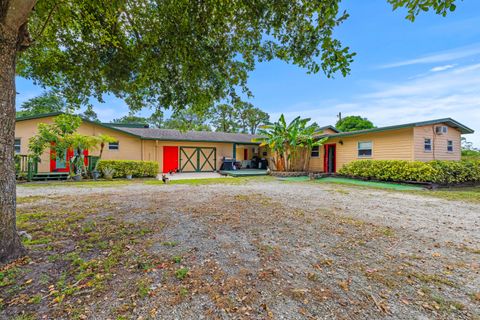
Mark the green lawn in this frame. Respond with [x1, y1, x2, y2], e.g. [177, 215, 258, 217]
[145, 176, 276, 186]
[411, 186, 480, 203]
[17, 175, 480, 203]
[19, 179, 141, 188]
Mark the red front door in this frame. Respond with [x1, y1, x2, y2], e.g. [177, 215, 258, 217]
[243, 148, 248, 160]
[50, 148, 73, 172]
[50, 147, 89, 172]
[323, 144, 336, 173]
[163, 146, 179, 173]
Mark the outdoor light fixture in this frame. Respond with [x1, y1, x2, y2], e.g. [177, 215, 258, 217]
[339, 140, 344, 145]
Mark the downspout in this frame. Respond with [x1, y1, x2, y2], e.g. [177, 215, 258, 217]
[431, 125, 436, 160]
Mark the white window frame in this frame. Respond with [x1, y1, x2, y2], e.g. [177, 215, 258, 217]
[424, 138, 432, 153]
[311, 145, 320, 158]
[108, 141, 119, 150]
[447, 140, 453, 153]
[14, 138, 21, 154]
[357, 141, 373, 158]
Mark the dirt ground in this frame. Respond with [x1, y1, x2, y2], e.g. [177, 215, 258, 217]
[2, 179, 479, 319]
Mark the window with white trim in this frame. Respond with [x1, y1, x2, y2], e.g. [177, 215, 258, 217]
[447, 140, 453, 152]
[358, 141, 372, 157]
[14, 138, 21, 154]
[311, 145, 319, 157]
[424, 138, 432, 152]
[108, 142, 119, 150]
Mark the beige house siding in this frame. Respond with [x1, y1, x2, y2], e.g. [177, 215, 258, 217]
[142, 140, 237, 172]
[15, 116, 142, 172]
[309, 128, 414, 172]
[15, 115, 262, 173]
[413, 124, 461, 161]
[321, 128, 337, 135]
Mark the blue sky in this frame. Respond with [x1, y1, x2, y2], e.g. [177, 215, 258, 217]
[16, 0, 480, 146]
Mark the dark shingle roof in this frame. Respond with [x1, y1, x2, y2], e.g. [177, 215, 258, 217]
[318, 125, 340, 133]
[317, 118, 474, 138]
[114, 127, 260, 144]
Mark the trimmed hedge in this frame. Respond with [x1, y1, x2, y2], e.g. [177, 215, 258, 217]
[338, 160, 480, 184]
[96, 160, 158, 178]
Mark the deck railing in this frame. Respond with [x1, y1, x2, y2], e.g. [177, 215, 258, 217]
[15, 155, 39, 181]
[87, 155, 100, 172]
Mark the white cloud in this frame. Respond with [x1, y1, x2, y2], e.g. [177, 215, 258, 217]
[380, 43, 480, 69]
[429, 64, 456, 72]
[279, 62, 480, 147]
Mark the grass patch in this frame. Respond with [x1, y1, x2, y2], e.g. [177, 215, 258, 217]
[16, 196, 45, 204]
[408, 272, 457, 287]
[410, 186, 480, 203]
[161, 241, 178, 247]
[19, 179, 142, 188]
[175, 268, 189, 280]
[145, 176, 275, 186]
[172, 256, 182, 263]
[315, 177, 424, 191]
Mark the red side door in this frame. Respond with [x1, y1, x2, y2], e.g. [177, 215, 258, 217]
[323, 144, 336, 173]
[50, 147, 74, 172]
[163, 146, 179, 173]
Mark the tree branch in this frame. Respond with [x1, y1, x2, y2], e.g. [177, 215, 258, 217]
[33, 1, 59, 41]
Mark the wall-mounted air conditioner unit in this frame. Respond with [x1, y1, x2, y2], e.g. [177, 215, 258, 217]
[435, 126, 448, 135]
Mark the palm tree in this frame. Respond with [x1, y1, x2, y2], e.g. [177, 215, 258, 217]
[253, 115, 326, 172]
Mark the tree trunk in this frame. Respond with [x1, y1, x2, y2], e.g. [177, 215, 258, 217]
[0, 31, 26, 263]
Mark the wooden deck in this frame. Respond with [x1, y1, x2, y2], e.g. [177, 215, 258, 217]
[219, 169, 268, 177]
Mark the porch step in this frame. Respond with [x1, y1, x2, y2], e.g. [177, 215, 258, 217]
[32, 172, 69, 181]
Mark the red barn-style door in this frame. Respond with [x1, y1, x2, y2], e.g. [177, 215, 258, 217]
[163, 146, 179, 173]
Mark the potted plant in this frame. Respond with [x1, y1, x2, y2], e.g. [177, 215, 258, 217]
[125, 168, 134, 180]
[102, 167, 115, 180]
[92, 169, 101, 180]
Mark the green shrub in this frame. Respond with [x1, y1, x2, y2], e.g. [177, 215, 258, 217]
[96, 160, 158, 178]
[339, 160, 480, 184]
[462, 149, 480, 161]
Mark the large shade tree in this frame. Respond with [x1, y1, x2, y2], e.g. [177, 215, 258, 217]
[16, 90, 68, 117]
[0, 0, 459, 262]
[336, 115, 375, 132]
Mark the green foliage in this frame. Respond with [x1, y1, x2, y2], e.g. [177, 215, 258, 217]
[335, 116, 375, 132]
[112, 110, 164, 128]
[162, 107, 211, 131]
[19, 1, 360, 117]
[28, 115, 114, 176]
[16, 90, 69, 118]
[211, 104, 239, 133]
[211, 101, 270, 134]
[113, 115, 150, 126]
[254, 115, 326, 171]
[388, 0, 458, 22]
[339, 160, 480, 184]
[462, 149, 480, 161]
[96, 160, 158, 178]
[461, 137, 480, 160]
[81, 105, 99, 122]
[175, 268, 189, 280]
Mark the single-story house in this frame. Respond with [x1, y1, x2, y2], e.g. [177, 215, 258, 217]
[15, 113, 474, 174]
[309, 118, 474, 172]
[15, 112, 265, 173]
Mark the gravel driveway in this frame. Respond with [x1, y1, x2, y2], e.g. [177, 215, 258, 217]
[8, 179, 480, 319]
